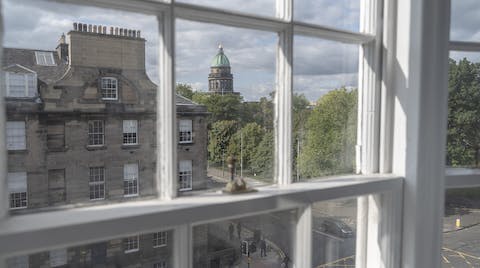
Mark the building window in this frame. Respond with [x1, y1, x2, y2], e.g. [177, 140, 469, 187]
[5, 72, 37, 98]
[88, 120, 104, 146]
[6, 121, 26, 150]
[101, 77, 118, 100]
[89, 167, 105, 200]
[153, 231, 167, 248]
[49, 249, 67, 267]
[153, 261, 167, 268]
[48, 169, 66, 205]
[179, 160, 192, 191]
[124, 163, 139, 197]
[123, 120, 138, 145]
[6, 255, 29, 268]
[179, 119, 193, 143]
[34, 51, 56, 66]
[124, 235, 139, 253]
[8, 172, 27, 210]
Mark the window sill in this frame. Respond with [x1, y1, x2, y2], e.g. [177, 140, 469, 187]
[7, 149, 28, 154]
[86, 145, 106, 151]
[179, 141, 193, 145]
[121, 144, 140, 149]
[124, 248, 139, 254]
[124, 194, 139, 198]
[153, 244, 167, 248]
[0, 174, 402, 256]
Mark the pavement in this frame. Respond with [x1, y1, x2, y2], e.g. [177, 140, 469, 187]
[442, 209, 480, 267]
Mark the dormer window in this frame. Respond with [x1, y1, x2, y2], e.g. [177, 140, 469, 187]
[101, 77, 118, 100]
[5, 67, 37, 98]
[34, 51, 56, 66]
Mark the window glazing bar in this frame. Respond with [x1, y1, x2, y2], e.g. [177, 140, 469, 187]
[449, 41, 480, 52]
[0, 175, 402, 258]
[294, 22, 375, 44]
[157, 9, 177, 200]
[445, 168, 480, 188]
[0, 0, 7, 220]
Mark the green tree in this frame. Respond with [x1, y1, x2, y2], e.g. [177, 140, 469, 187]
[192, 93, 243, 126]
[293, 93, 312, 179]
[208, 120, 239, 163]
[298, 88, 357, 178]
[250, 131, 274, 179]
[176, 83, 194, 99]
[447, 58, 480, 167]
[227, 122, 265, 170]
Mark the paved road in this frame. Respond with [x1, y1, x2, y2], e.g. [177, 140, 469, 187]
[443, 214, 480, 268]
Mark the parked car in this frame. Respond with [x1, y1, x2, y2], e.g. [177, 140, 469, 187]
[321, 218, 354, 238]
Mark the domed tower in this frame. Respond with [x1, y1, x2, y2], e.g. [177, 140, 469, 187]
[208, 44, 235, 94]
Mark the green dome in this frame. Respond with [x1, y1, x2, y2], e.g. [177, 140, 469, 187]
[211, 45, 230, 67]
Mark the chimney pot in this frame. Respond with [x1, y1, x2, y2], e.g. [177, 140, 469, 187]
[83, 24, 87, 32]
[132, 30, 136, 38]
[93, 25, 97, 33]
[78, 23, 82, 31]
[115, 27, 119, 35]
[88, 24, 92, 32]
[73, 22, 78, 31]
[110, 27, 113, 35]
[120, 28, 124, 36]
[137, 30, 141, 38]
[102, 26, 106, 34]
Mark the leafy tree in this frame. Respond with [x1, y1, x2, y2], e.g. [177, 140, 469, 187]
[192, 93, 243, 126]
[227, 122, 265, 170]
[298, 88, 357, 178]
[447, 58, 480, 167]
[208, 120, 238, 163]
[250, 131, 274, 179]
[293, 93, 312, 179]
[176, 83, 194, 99]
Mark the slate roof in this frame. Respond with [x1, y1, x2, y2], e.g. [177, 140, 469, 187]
[3, 47, 200, 106]
[3, 47, 68, 84]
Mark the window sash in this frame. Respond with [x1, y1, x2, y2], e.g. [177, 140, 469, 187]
[179, 120, 192, 143]
[123, 164, 139, 196]
[101, 77, 118, 100]
[89, 167, 105, 200]
[34, 51, 56, 66]
[124, 235, 139, 253]
[88, 120, 104, 146]
[6, 121, 26, 150]
[123, 120, 138, 145]
[153, 231, 167, 248]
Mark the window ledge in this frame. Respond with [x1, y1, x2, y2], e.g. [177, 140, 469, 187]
[0, 174, 402, 257]
[121, 144, 140, 149]
[7, 149, 28, 154]
[85, 145, 106, 151]
[446, 167, 480, 188]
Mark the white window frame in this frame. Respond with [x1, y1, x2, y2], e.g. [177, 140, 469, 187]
[88, 120, 104, 146]
[89, 167, 105, 200]
[0, 1, 461, 268]
[178, 160, 192, 191]
[123, 120, 138, 145]
[123, 163, 139, 197]
[153, 231, 168, 248]
[34, 51, 56, 66]
[124, 235, 139, 253]
[5, 71, 37, 98]
[101, 77, 118, 100]
[7, 172, 28, 210]
[178, 119, 192, 144]
[6, 121, 26, 150]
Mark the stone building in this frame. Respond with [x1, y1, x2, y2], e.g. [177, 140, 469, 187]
[4, 22, 208, 214]
[208, 45, 238, 95]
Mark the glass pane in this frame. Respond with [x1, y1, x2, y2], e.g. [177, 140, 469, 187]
[294, 0, 360, 32]
[176, 0, 275, 18]
[293, 36, 359, 181]
[313, 198, 357, 267]
[3, 0, 159, 213]
[443, 188, 480, 267]
[450, 0, 480, 42]
[6, 230, 174, 267]
[447, 52, 480, 168]
[193, 209, 296, 267]
[176, 19, 276, 193]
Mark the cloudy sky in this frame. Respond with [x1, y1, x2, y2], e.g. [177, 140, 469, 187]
[3, 0, 478, 101]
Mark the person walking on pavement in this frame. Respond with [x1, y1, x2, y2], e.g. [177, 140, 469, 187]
[228, 222, 234, 240]
[281, 255, 290, 268]
[237, 221, 242, 239]
[259, 238, 267, 257]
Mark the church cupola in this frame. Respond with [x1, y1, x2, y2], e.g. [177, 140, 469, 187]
[208, 44, 235, 94]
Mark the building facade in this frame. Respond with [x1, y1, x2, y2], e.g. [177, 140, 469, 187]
[4, 22, 208, 214]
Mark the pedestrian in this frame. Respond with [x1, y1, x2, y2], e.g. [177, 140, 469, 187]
[228, 222, 234, 240]
[237, 221, 242, 239]
[281, 255, 290, 268]
[259, 238, 267, 257]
